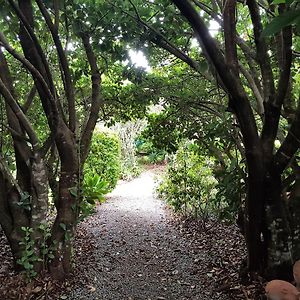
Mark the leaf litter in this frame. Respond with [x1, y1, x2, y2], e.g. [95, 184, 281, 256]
[0, 169, 265, 299]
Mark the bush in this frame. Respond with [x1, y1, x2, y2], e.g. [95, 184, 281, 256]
[141, 112, 182, 153]
[158, 141, 220, 220]
[135, 138, 167, 164]
[84, 131, 121, 192]
[158, 140, 244, 223]
[80, 131, 121, 218]
[214, 159, 245, 221]
[80, 173, 109, 219]
[79, 132, 121, 221]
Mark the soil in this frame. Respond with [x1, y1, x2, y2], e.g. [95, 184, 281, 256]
[0, 168, 265, 299]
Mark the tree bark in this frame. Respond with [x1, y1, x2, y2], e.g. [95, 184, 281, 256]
[48, 121, 79, 279]
[171, 0, 299, 280]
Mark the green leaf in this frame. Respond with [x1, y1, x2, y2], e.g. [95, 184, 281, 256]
[59, 223, 67, 231]
[24, 262, 33, 270]
[48, 253, 55, 259]
[271, 0, 286, 4]
[69, 187, 78, 197]
[262, 10, 300, 37]
[41, 249, 48, 255]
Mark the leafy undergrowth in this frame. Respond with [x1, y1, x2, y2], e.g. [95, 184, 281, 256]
[0, 225, 96, 300]
[170, 216, 266, 299]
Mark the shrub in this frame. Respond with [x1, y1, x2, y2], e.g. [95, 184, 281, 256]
[80, 131, 121, 218]
[135, 138, 167, 164]
[158, 140, 245, 223]
[158, 141, 220, 220]
[80, 173, 109, 219]
[84, 131, 121, 192]
[214, 159, 245, 221]
[141, 112, 182, 153]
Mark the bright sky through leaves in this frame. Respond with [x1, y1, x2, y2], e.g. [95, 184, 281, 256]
[129, 49, 151, 71]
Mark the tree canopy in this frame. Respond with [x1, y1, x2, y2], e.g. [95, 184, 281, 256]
[0, 0, 300, 284]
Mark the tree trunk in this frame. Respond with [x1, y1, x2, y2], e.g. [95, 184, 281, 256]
[287, 174, 300, 262]
[48, 122, 79, 279]
[263, 170, 293, 280]
[244, 162, 294, 281]
[244, 156, 265, 274]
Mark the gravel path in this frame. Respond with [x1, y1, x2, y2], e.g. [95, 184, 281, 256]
[68, 170, 229, 300]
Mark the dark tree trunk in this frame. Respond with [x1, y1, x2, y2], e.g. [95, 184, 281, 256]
[263, 170, 293, 280]
[244, 158, 265, 274]
[171, 0, 298, 281]
[0, 0, 108, 280]
[244, 161, 294, 280]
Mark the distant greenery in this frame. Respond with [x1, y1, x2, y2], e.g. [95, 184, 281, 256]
[135, 138, 167, 164]
[139, 112, 183, 153]
[112, 121, 146, 180]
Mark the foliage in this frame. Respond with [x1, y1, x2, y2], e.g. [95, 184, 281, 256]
[140, 112, 183, 153]
[112, 120, 146, 180]
[214, 160, 246, 221]
[158, 139, 246, 222]
[135, 137, 167, 164]
[80, 131, 121, 218]
[158, 141, 219, 219]
[17, 227, 38, 279]
[80, 174, 109, 219]
[16, 224, 56, 279]
[145, 150, 167, 164]
[84, 131, 121, 192]
[262, 2, 300, 36]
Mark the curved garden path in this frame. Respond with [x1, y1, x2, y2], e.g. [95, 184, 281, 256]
[68, 170, 242, 300]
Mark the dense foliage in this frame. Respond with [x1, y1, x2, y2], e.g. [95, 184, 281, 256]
[80, 131, 121, 218]
[84, 131, 121, 192]
[158, 141, 218, 217]
[158, 140, 244, 222]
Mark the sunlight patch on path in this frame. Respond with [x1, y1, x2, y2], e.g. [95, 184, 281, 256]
[106, 171, 165, 217]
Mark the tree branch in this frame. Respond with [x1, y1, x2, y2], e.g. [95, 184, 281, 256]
[0, 31, 58, 132]
[0, 77, 39, 148]
[239, 63, 264, 115]
[79, 34, 103, 165]
[247, 0, 275, 103]
[53, 0, 60, 30]
[110, 2, 212, 81]
[35, 0, 77, 132]
[223, 0, 239, 77]
[275, 95, 300, 173]
[22, 85, 36, 113]
[171, 0, 262, 176]
[261, 14, 293, 159]
[8, 0, 56, 96]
